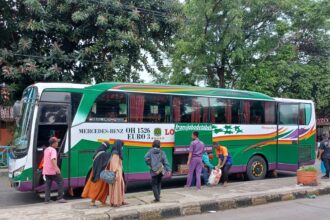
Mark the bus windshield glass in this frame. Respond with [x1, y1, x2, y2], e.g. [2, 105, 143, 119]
[13, 87, 37, 154]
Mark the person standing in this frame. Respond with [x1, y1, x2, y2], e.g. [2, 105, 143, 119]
[43, 137, 66, 204]
[144, 140, 171, 202]
[185, 131, 204, 190]
[108, 140, 126, 207]
[213, 142, 233, 186]
[192, 151, 215, 186]
[82, 142, 111, 206]
[318, 132, 330, 179]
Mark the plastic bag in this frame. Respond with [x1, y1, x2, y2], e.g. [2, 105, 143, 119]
[208, 169, 222, 186]
[321, 161, 326, 174]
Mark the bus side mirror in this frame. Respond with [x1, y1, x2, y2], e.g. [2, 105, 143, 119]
[13, 100, 21, 125]
[13, 100, 21, 118]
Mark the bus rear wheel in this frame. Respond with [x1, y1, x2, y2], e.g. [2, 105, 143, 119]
[246, 155, 267, 180]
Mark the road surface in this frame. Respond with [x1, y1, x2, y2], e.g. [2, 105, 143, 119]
[175, 194, 330, 220]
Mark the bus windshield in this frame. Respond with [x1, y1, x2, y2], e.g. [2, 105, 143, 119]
[12, 87, 37, 155]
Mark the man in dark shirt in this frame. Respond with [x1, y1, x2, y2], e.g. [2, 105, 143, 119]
[318, 132, 330, 179]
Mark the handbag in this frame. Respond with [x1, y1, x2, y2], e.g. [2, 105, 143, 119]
[100, 155, 116, 184]
[155, 164, 164, 175]
[100, 170, 116, 184]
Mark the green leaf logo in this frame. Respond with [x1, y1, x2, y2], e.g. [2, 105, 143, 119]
[154, 128, 162, 136]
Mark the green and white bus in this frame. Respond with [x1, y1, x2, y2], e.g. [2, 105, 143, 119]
[8, 82, 316, 192]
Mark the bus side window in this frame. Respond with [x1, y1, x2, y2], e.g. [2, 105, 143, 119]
[129, 94, 170, 123]
[242, 100, 268, 124]
[264, 102, 276, 124]
[299, 103, 312, 125]
[172, 96, 209, 123]
[210, 98, 226, 124]
[71, 93, 83, 122]
[210, 98, 240, 124]
[88, 92, 127, 122]
[279, 104, 299, 125]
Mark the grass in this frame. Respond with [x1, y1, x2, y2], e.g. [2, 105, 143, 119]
[297, 166, 318, 172]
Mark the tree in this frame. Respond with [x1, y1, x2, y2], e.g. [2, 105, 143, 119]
[0, 0, 182, 99]
[237, 0, 330, 116]
[170, 0, 330, 116]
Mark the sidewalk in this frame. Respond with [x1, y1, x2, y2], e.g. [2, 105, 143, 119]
[1, 175, 330, 220]
[0, 168, 7, 177]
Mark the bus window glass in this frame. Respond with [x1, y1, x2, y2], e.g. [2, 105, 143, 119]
[264, 102, 276, 124]
[172, 96, 209, 123]
[299, 103, 312, 125]
[242, 101, 270, 124]
[194, 97, 209, 123]
[129, 94, 170, 123]
[40, 92, 71, 103]
[210, 98, 226, 124]
[229, 100, 240, 124]
[88, 92, 127, 122]
[39, 104, 68, 123]
[13, 87, 37, 153]
[71, 93, 83, 121]
[279, 104, 298, 125]
[210, 98, 240, 124]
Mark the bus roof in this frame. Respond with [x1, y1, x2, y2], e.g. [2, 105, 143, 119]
[274, 98, 314, 104]
[31, 83, 89, 95]
[85, 82, 274, 100]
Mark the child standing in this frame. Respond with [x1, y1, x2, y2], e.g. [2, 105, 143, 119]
[144, 140, 171, 202]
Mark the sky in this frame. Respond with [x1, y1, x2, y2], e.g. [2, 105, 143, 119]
[140, 70, 152, 83]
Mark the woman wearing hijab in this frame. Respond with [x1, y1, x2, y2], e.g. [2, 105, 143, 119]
[82, 142, 111, 206]
[108, 140, 126, 207]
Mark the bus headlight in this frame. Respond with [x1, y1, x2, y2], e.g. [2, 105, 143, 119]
[13, 166, 25, 177]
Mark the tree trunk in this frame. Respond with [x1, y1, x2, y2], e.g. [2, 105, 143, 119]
[217, 66, 225, 88]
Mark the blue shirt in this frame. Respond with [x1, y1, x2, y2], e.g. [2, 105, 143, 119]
[202, 152, 214, 169]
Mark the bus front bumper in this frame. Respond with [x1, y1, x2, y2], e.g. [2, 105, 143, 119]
[9, 179, 32, 192]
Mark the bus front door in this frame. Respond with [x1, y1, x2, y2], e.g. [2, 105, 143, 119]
[33, 92, 72, 191]
[277, 103, 300, 172]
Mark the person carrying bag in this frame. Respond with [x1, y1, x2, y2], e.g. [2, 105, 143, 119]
[82, 142, 111, 207]
[144, 140, 171, 202]
[108, 140, 126, 207]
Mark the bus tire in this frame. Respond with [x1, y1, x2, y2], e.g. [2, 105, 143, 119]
[246, 155, 267, 181]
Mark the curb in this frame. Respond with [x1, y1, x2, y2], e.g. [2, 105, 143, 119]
[86, 185, 330, 220]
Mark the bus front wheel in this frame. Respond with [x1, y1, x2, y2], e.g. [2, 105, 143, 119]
[246, 155, 267, 180]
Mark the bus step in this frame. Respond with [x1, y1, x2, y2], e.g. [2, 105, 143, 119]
[38, 192, 58, 198]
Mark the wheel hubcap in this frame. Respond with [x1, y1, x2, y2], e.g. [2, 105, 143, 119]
[252, 161, 264, 177]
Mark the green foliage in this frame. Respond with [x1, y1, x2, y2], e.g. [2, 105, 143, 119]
[170, 0, 330, 117]
[0, 0, 182, 99]
[297, 166, 317, 172]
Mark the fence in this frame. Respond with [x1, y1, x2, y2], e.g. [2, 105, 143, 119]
[0, 106, 14, 121]
[0, 146, 9, 168]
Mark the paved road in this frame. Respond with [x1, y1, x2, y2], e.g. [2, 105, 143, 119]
[175, 194, 330, 220]
[0, 171, 295, 208]
[0, 173, 42, 207]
